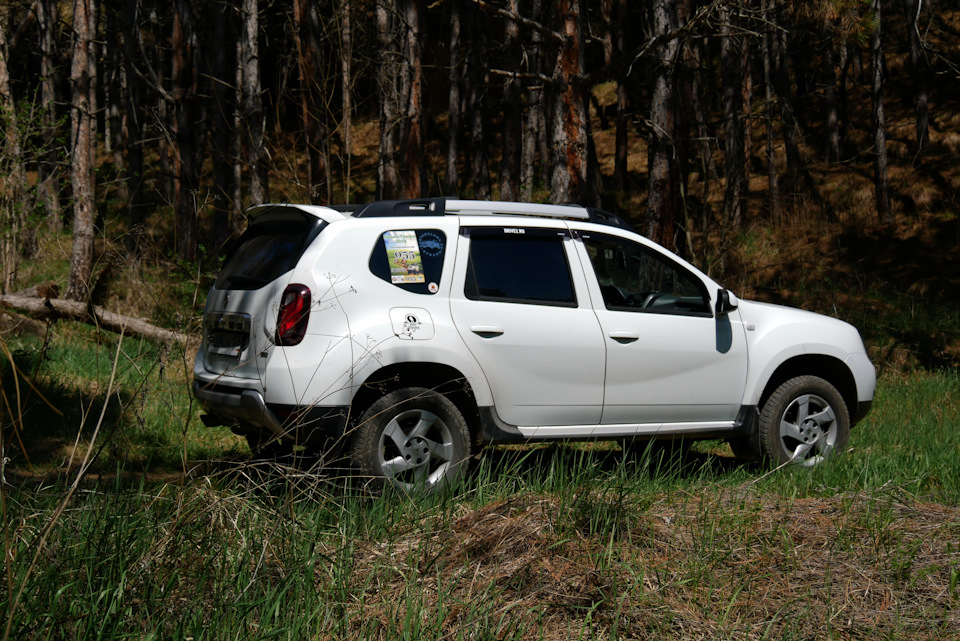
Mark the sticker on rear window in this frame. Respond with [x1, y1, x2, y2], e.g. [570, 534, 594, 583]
[384, 231, 426, 284]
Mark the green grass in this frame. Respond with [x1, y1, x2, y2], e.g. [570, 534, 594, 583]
[2, 322, 960, 639]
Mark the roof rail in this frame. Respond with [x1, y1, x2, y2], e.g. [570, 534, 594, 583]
[347, 197, 634, 229]
[351, 199, 446, 218]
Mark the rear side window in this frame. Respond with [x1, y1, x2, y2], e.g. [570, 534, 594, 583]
[215, 210, 326, 290]
[464, 228, 576, 306]
[369, 229, 447, 294]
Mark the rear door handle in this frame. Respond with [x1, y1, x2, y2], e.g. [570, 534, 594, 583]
[609, 331, 639, 344]
[471, 325, 504, 338]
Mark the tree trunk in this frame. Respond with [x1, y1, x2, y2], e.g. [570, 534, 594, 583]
[208, 0, 239, 253]
[762, 0, 780, 221]
[0, 7, 27, 293]
[340, 0, 353, 202]
[445, 0, 461, 196]
[400, 0, 424, 198]
[241, 0, 267, 205]
[67, 0, 97, 302]
[36, 0, 62, 232]
[903, 0, 929, 152]
[376, 0, 400, 198]
[870, 0, 892, 223]
[121, 0, 146, 257]
[465, 1, 490, 199]
[720, 2, 745, 231]
[151, 6, 172, 204]
[646, 0, 678, 248]
[294, 0, 329, 204]
[172, 0, 202, 262]
[770, 4, 801, 172]
[822, 30, 841, 162]
[498, 0, 521, 201]
[0, 295, 188, 345]
[613, 0, 629, 192]
[520, 0, 546, 202]
[549, 0, 587, 206]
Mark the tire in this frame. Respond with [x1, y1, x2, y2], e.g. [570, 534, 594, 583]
[759, 376, 850, 467]
[352, 387, 471, 493]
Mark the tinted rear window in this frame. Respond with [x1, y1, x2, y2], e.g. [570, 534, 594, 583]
[464, 229, 576, 306]
[215, 211, 326, 290]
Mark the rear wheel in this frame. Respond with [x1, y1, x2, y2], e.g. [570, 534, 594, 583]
[759, 376, 850, 466]
[352, 387, 471, 494]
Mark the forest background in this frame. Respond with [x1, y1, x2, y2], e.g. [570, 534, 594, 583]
[2, 3, 960, 639]
[0, 0, 959, 365]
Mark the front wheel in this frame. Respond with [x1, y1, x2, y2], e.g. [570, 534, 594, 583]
[759, 376, 850, 467]
[352, 387, 471, 494]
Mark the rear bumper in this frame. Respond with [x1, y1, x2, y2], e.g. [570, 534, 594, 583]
[192, 379, 350, 443]
[193, 379, 285, 436]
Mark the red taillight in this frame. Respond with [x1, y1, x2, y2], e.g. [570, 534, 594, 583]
[275, 284, 311, 346]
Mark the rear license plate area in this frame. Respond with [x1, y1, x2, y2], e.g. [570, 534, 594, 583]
[205, 312, 251, 357]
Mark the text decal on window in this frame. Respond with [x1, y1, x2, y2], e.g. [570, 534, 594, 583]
[384, 231, 426, 284]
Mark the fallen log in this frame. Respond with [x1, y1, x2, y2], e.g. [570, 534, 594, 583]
[0, 294, 189, 345]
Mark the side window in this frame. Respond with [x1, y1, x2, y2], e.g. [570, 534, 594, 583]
[464, 228, 576, 307]
[369, 229, 447, 294]
[582, 232, 711, 315]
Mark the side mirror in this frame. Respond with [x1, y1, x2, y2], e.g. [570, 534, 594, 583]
[715, 289, 738, 316]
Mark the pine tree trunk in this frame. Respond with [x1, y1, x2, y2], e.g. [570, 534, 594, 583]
[549, 0, 586, 206]
[903, 0, 929, 152]
[823, 30, 841, 162]
[400, 0, 424, 198]
[445, 0, 461, 196]
[241, 0, 266, 205]
[376, 0, 400, 198]
[770, 5, 801, 172]
[67, 0, 96, 302]
[340, 0, 353, 202]
[465, 1, 490, 199]
[208, 0, 238, 252]
[294, 0, 328, 204]
[498, 0, 521, 201]
[36, 0, 62, 232]
[613, 0, 628, 192]
[646, 0, 678, 248]
[173, 0, 201, 262]
[719, 3, 744, 232]
[520, 0, 545, 202]
[870, 0, 892, 223]
[122, 0, 146, 257]
[0, 8, 27, 292]
[762, 0, 780, 221]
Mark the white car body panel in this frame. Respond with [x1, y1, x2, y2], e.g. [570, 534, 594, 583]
[736, 300, 876, 406]
[194, 199, 875, 454]
[449, 221, 607, 426]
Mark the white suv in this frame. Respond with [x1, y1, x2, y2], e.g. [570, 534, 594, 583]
[194, 199, 875, 491]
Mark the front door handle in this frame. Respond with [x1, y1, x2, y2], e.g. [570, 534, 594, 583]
[471, 325, 504, 338]
[609, 331, 639, 344]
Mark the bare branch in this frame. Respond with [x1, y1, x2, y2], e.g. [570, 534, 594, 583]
[468, 0, 563, 43]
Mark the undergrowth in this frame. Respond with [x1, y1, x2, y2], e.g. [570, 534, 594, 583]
[1, 317, 959, 639]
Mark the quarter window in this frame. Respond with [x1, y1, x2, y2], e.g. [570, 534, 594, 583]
[369, 229, 447, 294]
[464, 228, 576, 306]
[582, 232, 710, 315]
